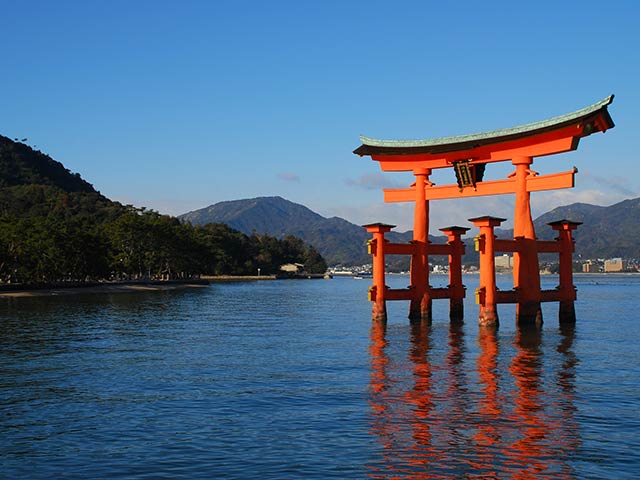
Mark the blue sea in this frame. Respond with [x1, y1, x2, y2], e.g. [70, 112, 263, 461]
[1, 274, 639, 478]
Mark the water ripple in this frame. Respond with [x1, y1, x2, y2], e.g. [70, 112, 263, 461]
[1, 275, 639, 478]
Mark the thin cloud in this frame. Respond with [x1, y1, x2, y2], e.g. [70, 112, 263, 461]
[530, 189, 633, 217]
[345, 173, 404, 190]
[326, 203, 415, 231]
[277, 172, 301, 182]
[580, 171, 636, 197]
[329, 194, 516, 233]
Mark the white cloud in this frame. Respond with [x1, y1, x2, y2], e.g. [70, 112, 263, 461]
[277, 172, 301, 182]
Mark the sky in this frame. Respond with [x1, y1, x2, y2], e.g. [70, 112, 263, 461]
[2, 0, 638, 232]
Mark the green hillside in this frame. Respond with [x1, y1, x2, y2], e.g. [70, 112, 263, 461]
[0, 135, 96, 192]
[0, 137, 327, 285]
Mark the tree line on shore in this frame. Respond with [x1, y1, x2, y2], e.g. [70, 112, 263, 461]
[0, 185, 327, 285]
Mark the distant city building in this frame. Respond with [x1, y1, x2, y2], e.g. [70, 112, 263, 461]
[604, 258, 625, 272]
[495, 254, 512, 270]
[582, 262, 600, 273]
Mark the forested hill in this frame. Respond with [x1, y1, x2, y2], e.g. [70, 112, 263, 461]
[532, 197, 640, 259]
[0, 135, 97, 193]
[181, 196, 327, 236]
[181, 196, 439, 266]
[491, 198, 640, 259]
[0, 137, 327, 285]
[182, 195, 640, 266]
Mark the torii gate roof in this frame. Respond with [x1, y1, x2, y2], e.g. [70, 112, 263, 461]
[354, 96, 614, 171]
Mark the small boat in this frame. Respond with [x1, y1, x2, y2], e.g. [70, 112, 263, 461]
[353, 273, 372, 280]
[332, 269, 354, 276]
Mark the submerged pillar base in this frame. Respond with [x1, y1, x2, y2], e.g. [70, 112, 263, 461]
[559, 300, 576, 323]
[479, 306, 499, 327]
[516, 302, 543, 326]
[372, 302, 387, 322]
[450, 300, 464, 322]
[409, 298, 432, 323]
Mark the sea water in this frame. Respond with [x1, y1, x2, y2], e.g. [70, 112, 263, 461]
[1, 274, 639, 478]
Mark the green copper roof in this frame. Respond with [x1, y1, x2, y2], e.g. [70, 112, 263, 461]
[354, 95, 614, 156]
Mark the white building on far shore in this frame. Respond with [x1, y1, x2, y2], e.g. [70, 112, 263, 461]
[604, 258, 625, 273]
[495, 254, 512, 270]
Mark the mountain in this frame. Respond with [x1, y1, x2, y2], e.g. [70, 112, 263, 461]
[492, 198, 640, 260]
[181, 196, 372, 265]
[181, 196, 323, 236]
[181, 196, 439, 267]
[181, 196, 640, 266]
[0, 135, 97, 193]
[532, 198, 640, 259]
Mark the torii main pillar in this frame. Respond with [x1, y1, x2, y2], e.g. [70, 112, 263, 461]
[409, 168, 431, 321]
[511, 155, 542, 325]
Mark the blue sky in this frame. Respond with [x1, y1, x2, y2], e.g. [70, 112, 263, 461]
[2, 0, 638, 232]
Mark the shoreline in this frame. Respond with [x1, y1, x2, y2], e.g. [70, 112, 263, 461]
[202, 275, 277, 282]
[4, 271, 634, 299]
[0, 279, 210, 298]
[0, 274, 326, 297]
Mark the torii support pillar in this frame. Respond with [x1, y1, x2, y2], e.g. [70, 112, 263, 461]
[439, 226, 470, 321]
[409, 168, 432, 322]
[470, 216, 505, 328]
[512, 156, 543, 325]
[549, 220, 581, 323]
[364, 223, 394, 322]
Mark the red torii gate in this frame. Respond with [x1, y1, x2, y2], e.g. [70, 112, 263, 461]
[354, 96, 615, 326]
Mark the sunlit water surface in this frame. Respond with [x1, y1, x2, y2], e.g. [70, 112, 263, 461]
[2, 274, 639, 478]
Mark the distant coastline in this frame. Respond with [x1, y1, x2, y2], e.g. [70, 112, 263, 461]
[0, 274, 333, 297]
[202, 275, 276, 282]
[0, 279, 210, 298]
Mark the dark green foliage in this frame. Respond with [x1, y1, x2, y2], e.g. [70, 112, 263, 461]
[250, 234, 327, 275]
[0, 135, 96, 192]
[0, 190, 326, 284]
[0, 138, 327, 285]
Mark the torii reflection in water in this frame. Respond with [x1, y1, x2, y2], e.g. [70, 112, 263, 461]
[367, 321, 579, 478]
